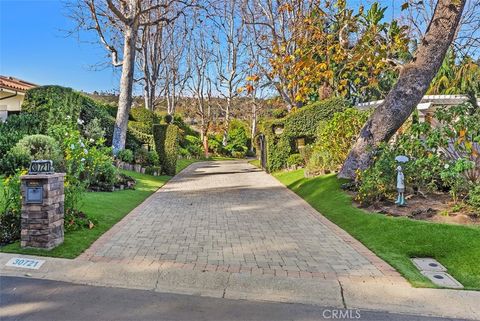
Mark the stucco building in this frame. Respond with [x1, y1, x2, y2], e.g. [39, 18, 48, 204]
[0, 75, 37, 122]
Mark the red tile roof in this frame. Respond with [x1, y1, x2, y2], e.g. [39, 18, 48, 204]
[0, 75, 37, 92]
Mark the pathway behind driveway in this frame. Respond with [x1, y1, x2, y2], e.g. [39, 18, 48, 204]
[80, 160, 400, 282]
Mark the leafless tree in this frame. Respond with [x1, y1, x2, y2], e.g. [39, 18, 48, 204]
[163, 20, 191, 115]
[137, 16, 165, 111]
[187, 17, 214, 156]
[243, 0, 316, 111]
[209, 0, 247, 146]
[403, 0, 480, 57]
[69, 0, 194, 153]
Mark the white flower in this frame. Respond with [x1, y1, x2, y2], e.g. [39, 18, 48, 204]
[80, 142, 85, 148]
[84, 149, 89, 155]
[70, 144, 75, 150]
[444, 164, 450, 169]
[89, 138, 95, 143]
[66, 115, 71, 120]
[77, 118, 84, 125]
[81, 158, 85, 162]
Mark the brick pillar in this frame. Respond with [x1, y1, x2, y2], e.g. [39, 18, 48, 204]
[20, 173, 65, 249]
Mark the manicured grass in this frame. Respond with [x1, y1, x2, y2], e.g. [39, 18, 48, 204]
[274, 170, 480, 290]
[1, 159, 199, 258]
[248, 159, 261, 168]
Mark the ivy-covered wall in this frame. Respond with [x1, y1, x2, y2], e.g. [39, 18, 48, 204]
[283, 98, 348, 140]
[153, 124, 179, 176]
[262, 98, 348, 172]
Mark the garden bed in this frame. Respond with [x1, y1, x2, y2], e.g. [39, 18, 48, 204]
[274, 169, 480, 290]
[354, 193, 480, 226]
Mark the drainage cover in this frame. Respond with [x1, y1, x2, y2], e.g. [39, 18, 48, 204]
[421, 271, 463, 289]
[411, 258, 447, 272]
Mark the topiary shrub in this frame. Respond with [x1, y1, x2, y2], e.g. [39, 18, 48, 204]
[153, 124, 179, 176]
[266, 135, 292, 172]
[164, 114, 173, 124]
[2, 134, 63, 175]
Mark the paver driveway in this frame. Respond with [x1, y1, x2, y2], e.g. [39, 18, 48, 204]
[81, 160, 401, 281]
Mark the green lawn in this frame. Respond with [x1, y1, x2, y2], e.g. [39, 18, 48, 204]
[1, 159, 199, 258]
[274, 170, 480, 290]
[248, 159, 261, 168]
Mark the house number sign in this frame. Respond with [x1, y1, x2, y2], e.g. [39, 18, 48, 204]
[6, 257, 45, 270]
[29, 160, 54, 174]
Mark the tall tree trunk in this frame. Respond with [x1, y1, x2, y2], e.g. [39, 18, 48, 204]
[339, 0, 466, 179]
[113, 24, 138, 154]
[250, 101, 257, 153]
[222, 98, 231, 146]
[200, 118, 209, 158]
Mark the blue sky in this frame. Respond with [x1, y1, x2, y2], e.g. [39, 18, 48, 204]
[0, 0, 121, 93]
[0, 0, 402, 93]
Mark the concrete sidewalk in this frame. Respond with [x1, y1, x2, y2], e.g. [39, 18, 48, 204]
[2, 251, 480, 319]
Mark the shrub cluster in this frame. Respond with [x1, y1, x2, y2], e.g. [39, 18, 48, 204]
[0, 113, 40, 172]
[1, 134, 63, 176]
[224, 120, 250, 158]
[153, 124, 179, 175]
[306, 108, 370, 176]
[356, 103, 480, 210]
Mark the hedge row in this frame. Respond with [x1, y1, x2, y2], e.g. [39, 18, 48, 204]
[20, 86, 153, 151]
[153, 124, 179, 176]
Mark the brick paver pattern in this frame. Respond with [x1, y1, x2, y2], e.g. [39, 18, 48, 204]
[81, 161, 402, 280]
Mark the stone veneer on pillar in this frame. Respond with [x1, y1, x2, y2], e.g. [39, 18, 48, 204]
[20, 173, 65, 249]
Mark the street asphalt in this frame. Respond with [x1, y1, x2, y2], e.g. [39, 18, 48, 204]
[0, 276, 468, 321]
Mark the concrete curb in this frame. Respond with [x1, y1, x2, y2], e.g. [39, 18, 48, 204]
[1, 253, 479, 320]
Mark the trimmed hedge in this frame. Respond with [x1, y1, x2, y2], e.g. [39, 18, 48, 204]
[21, 86, 147, 151]
[283, 98, 347, 139]
[262, 98, 348, 172]
[153, 124, 179, 176]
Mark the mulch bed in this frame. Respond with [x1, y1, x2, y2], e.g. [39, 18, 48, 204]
[353, 192, 480, 226]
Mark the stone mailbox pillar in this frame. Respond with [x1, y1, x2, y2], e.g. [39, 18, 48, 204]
[20, 173, 65, 249]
